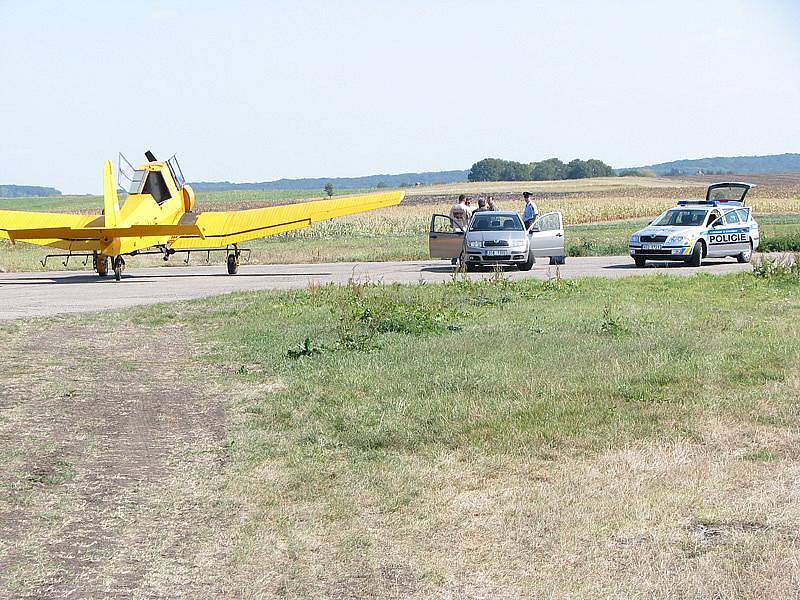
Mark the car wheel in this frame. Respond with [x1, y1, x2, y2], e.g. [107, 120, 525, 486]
[518, 251, 534, 271]
[737, 240, 753, 263]
[686, 242, 703, 267]
[634, 256, 646, 267]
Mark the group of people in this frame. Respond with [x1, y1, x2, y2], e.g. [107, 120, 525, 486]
[449, 192, 539, 231]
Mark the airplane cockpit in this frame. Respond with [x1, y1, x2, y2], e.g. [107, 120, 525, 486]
[118, 152, 185, 205]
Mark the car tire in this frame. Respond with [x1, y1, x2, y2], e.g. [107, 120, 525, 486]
[687, 242, 703, 267]
[518, 251, 534, 271]
[634, 256, 646, 267]
[737, 240, 753, 263]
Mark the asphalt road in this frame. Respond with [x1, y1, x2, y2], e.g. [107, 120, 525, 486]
[0, 255, 756, 321]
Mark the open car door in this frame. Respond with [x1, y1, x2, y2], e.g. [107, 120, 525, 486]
[429, 214, 464, 259]
[528, 211, 564, 257]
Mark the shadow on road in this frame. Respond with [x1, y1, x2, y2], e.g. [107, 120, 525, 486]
[602, 260, 735, 270]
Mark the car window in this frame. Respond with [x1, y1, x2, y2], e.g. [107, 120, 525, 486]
[432, 214, 461, 233]
[534, 213, 561, 232]
[736, 208, 750, 222]
[652, 209, 707, 227]
[724, 211, 741, 225]
[469, 215, 523, 232]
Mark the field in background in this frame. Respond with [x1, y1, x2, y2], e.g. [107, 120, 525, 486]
[2, 176, 800, 271]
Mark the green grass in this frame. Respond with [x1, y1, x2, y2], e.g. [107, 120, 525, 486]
[118, 270, 800, 595]
[130, 271, 800, 456]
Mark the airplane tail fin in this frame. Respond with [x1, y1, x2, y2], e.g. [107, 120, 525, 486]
[103, 160, 121, 227]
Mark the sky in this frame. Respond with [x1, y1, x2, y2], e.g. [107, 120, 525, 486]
[1, 0, 798, 194]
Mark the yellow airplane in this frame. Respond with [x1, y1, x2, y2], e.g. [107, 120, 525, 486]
[0, 152, 403, 280]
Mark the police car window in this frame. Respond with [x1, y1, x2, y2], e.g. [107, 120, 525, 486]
[651, 209, 706, 227]
[725, 211, 741, 224]
[736, 208, 750, 222]
[706, 212, 719, 226]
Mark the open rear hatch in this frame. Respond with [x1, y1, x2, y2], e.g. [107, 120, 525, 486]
[706, 182, 752, 205]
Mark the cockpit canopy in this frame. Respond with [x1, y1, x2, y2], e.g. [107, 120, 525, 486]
[117, 152, 185, 205]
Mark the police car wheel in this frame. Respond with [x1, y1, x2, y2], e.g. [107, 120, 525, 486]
[634, 256, 646, 267]
[687, 242, 703, 267]
[737, 241, 753, 264]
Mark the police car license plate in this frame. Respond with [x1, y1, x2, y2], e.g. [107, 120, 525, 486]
[486, 250, 506, 256]
[642, 243, 662, 250]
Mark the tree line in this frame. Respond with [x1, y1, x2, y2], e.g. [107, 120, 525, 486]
[468, 157, 616, 182]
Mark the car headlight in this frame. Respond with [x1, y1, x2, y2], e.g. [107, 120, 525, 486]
[665, 235, 691, 246]
[509, 239, 527, 248]
[630, 234, 640, 244]
[467, 240, 483, 248]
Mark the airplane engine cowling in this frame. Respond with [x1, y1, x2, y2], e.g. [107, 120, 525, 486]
[181, 185, 196, 213]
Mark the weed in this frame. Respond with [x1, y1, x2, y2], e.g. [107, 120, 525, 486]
[752, 254, 800, 280]
[287, 337, 323, 359]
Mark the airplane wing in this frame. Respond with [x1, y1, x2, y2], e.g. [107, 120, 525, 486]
[0, 210, 103, 250]
[168, 191, 404, 250]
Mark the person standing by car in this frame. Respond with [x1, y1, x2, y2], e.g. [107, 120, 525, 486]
[473, 197, 489, 213]
[487, 195, 499, 211]
[450, 194, 469, 230]
[522, 192, 539, 229]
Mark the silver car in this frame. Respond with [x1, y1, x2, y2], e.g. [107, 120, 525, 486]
[429, 210, 565, 270]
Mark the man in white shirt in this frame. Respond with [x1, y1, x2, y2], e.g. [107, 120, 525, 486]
[522, 192, 539, 229]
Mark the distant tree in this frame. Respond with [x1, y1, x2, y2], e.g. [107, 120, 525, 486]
[531, 158, 566, 181]
[585, 159, 615, 178]
[376, 181, 388, 188]
[468, 158, 505, 182]
[565, 159, 592, 179]
[469, 158, 532, 182]
[324, 182, 334, 198]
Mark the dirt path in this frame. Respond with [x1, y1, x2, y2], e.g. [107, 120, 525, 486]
[0, 321, 230, 598]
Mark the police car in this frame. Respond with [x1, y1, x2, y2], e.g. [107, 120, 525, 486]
[629, 182, 759, 267]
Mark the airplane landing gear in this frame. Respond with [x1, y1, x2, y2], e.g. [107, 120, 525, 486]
[94, 253, 109, 277]
[113, 256, 125, 281]
[226, 251, 239, 275]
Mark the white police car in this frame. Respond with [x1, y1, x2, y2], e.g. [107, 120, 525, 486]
[629, 182, 759, 267]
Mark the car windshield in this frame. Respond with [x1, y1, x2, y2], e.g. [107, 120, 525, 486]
[650, 209, 707, 227]
[469, 214, 524, 232]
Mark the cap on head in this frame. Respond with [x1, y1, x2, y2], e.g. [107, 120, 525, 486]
[523, 191, 532, 198]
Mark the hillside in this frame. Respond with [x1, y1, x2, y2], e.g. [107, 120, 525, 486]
[190, 169, 469, 192]
[0, 184, 61, 198]
[640, 153, 800, 176]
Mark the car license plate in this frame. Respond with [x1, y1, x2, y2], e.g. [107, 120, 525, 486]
[486, 250, 506, 256]
[642, 243, 662, 250]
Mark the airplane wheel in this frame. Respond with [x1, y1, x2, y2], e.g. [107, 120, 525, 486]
[113, 256, 124, 281]
[227, 253, 238, 275]
[96, 255, 109, 277]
